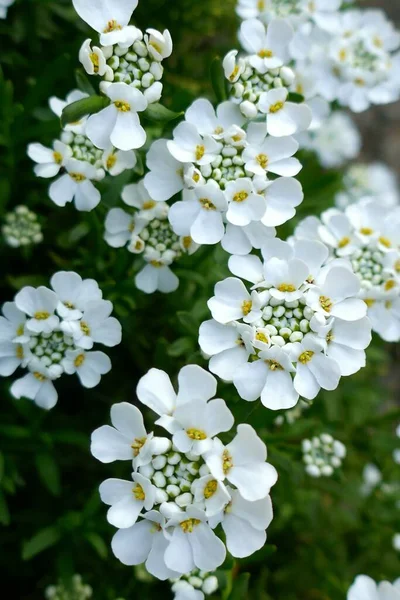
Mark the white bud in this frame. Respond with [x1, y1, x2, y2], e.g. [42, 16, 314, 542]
[280, 67, 295, 86]
[175, 492, 193, 508]
[166, 484, 180, 498]
[203, 576, 219, 595]
[153, 471, 166, 488]
[155, 489, 168, 504]
[306, 464, 321, 478]
[240, 100, 258, 119]
[321, 465, 334, 477]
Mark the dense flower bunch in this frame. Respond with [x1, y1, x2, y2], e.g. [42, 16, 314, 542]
[347, 575, 400, 600]
[295, 199, 400, 342]
[236, 0, 344, 28]
[0, 272, 121, 409]
[302, 433, 346, 478]
[91, 365, 277, 578]
[199, 238, 371, 408]
[170, 570, 219, 600]
[335, 162, 400, 210]
[104, 179, 199, 294]
[45, 575, 93, 600]
[2, 205, 43, 248]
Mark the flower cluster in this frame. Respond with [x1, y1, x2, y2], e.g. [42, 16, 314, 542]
[2, 205, 43, 248]
[45, 575, 93, 600]
[223, 18, 312, 127]
[74, 0, 172, 152]
[0, 272, 121, 409]
[91, 365, 277, 579]
[170, 570, 219, 600]
[236, 0, 344, 29]
[104, 179, 199, 294]
[302, 433, 346, 478]
[199, 238, 371, 409]
[295, 199, 400, 342]
[347, 575, 400, 600]
[145, 100, 305, 255]
[335, 162, 400, 210]
[28, 90, 136, 212]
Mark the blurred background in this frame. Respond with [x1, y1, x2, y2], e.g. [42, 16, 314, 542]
[0, 1, 399, 598]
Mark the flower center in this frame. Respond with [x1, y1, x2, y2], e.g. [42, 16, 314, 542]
[103, 19, 122, 33]
[64, 301, 75, 309]
[195, 145, 205, 161]
[379, 236, 391, 248]
[186, 428, 207, 441]
[180, 518, 201, 533]
[199, 197, 216, 210]
[33, 371, 46, 381]
[182, 236, 193, 249]
[142, 200, 156, 210]
[233, 191, 248, 202]
[229, 65, 239, 81]
[384, 279, 396, 291]
[299, 350, 314, 364]
[90, 52, 99, 72]
[16, 345, 24, 359]
[149, 41, 162, 54]
[204, 480, 218, 499]
[69, 172, 86, 182]
[364, 298, 375, 307]
[360, 227, 373, 235]
[114, 100, 131, 112]
[80, 321, 90, 336]
[319, 296, 333, 312]
[269, 101, 284, 113]
[222, 449, 233, 475]
[242, 300, 253, 315]
[278, 283, 296, 293]
[106, 154, 117, 170]
[17, 324, 24, 336]
[338, 236, 350, 248]
[53, 151, 63, 165]
[34, 311, 50, 320]
[132, 483, 145, 501]
[258, 49, 273, 58]
[256, 154, 269, 169]
[131, 437, 147, 457]
[266, 359, 283, 371]
[74, 354, 85, 368]
[256, 331, 269, 343]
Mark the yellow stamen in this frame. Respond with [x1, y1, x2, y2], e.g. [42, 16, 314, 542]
[204, 480, 218, 499]
[384, 279, 396, 291]
[195, 145, 205, 161]
[182, 236, 193, 249]
[180, 518, 201, 533]
[132, 483, 145, 501]
[34, 311, 50, 320]
[394, 259, 400, 273]
[258, 49, 273, 58]
[53, 151, 63, 165]
[143, 200, 156, 210]
[360, 227, 373, 235]
[16, 324, 24, 336]
[338, 236, 350, 248]
[242, 300, 252, 316]
[149, 41, 162, 54]
[199, 197, 216, 210]
[299, 350, 314, 364]
[214, 126, 224, 135]
[186, 428, 207, 441]
[355, 78, 365, 86]
[229, 65, 239, 82]
[266, 359, 283, 371]
[222, 449, 233, 475]
[256, 154, 269, 169]
[257, 0, 265, 9]
[103, 19, 122, 33]
[364, 298, 375, 308]
[64, 301, 75, 309]
[33, 372, 46, 382]
[232, 134, 243, 143]
[131, 437, 146, 457]
[339, 49, 347, 61]
[269, 101, 284, 113]
[150, 260, 164, 267]
[80, 321, 90, 336]
[70, 172, 86, 182]
[278, 284, 296, 293]
[16, 345, 24, 360]
[233, 191, 248, 202]
[319, 296, 333, 312]
[90, 52, 99, 73]
[106, 154, 117, 170]
[326, 331, 334, 343]
[379, 236, 391, 248]
[114, 100, 131, 112]
[374, 36, 383, 48]
[256, 332, 269, 344]
[74, 354, 85, 368]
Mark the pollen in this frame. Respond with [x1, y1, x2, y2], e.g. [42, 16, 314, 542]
[266, 359, 283, 371]
[379, 236, 391, 248]
[74, 354, 85, 368]
[256, 332, 269, 344]
[70, 172, 86, 182]
[142, 200, 156, 210]
[326, 331, 335, 343]
[80, 321, 90, 336]
[256, 154, 269, 169]
[214, 126, 224, 135]
[338, 236, 350, 248]
[232, 134, 243, 143]
[222, 449, 233, 475]
[278, 283, 296, 293]
[114, 100, 131, 112]
[16, 324, 24, 336]
[128, 220, 136, 233]
[106, 154, 117, 170]
[269, 101, 284, 114]
[229, 65, 239, 81]
[257, 0, 265, 9]
[180, 518, 201, 533]
[16, 345, 24, 360]
[182, 236, 193, 249]
[132, 483, 145, 501]
[384, 279, 396, 291]
[319, 295, 333, 312]
[34, 311, 50, 320]
[354, 78, 365, 86]
[186, 428, 207, 440]
[299, 350, 314, 364]
[374, 36, 383, 48]
[53, 151, 63, 165]
[242, 300, 252, 316]
[204, 480, 218, 499]
[64, 301, 75, 309]
[195, 145, 205, 161]
[192, 172, 200, 183]
[131, 437, 146, 457]
[339, 49, 347, 61]
[103, 19, 122, 33]
[360, 227, 373, 235]
[90, 52, 99, 73]
[233, 191, 249, 202]
[364, 298, 375, 307]
[150, 260, 164, 267]
[258, 49, 273, 58]
[199, 197, 216, 210]
[33, 372, 46, 382]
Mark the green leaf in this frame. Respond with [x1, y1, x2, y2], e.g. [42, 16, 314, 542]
[75, 68, 96, 96]
[288, 92, 305, 104]
[85, 532, 108, 559]
[143, 103, 183, 123]
[22, 526, 61, 560]
[211, 57, 228, 103]
[167, 336, 195, 357]
[35, 453, 61, 496]
[228, 573, 250, 600]
[0, 490, 10, 526]
[61, 95, 110, 127]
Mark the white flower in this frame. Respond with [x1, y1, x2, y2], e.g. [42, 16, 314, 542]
[209, 488, 273, 558]
[185, 99, 244, 137]
[72, 0, 140, 47]
[50, 271, 102, 321]
[347, 575, 400, 600]
[303, 434, 346, 478]
[261, 177, 304, 227]
[145, 29, 173, 61]
[10, 360, 59, 410]
[223, 50, 245, 83]
[258, 88, 312, 137]
[0, 301, 29, 344]
[191, 475, 231, 518]
[167, 122, 222, 166]
[15, 286, 59, 334]
[91, 402, 170, 466]
[62, 349, 111, 388]
[144, 140, 185, 202]
[49, 90, 89, 135]
[112, 511, 178, 580]
[86, 83, 147, 151]
[164, 506, 226, 574]
[61, 300, 122, 350]
[122, 179, 168, 221]
[221, 221, 276, 256]
[169, 183, 227, 245]
[27, 141, 72, 178]
[79, 39, 107, 76]
[2, 205, 43, 248]
[243, 123, 301, 177]
[225, 178, 266, 226]
[0, 338, 28, 377]
[204, 424, 278, 501]
[49, 158, 101, 211]
[102, 147, 137, 176]
[99, 473, 156, 528]
[238, 19, 293, 71]
[208, 278, 266, 325]
[336, 162, 400, 210]
[135, 263, 180, 295]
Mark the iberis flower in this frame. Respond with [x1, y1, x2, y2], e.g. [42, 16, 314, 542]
[295, 199, 400, 342]
[236, 0, 343, 31]
[335, 162, 400, 210]
[223, 19, 312, 128]
[347, 575, 400, 600]
[170, 570, 219, 600]
[91, 365, 277, 579]
[28, 90, 137, 211]
[104, 179, 199, 294]
[145, 100, 304, 255]
[2, 205, 43, 248]
[0, 272, 121, 409]
[302, 433, 346, 478]
[199, 238, 371, 408]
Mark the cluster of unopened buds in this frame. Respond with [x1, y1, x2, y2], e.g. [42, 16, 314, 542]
[0, 272, 121, 409]
[91, 365, 277, 578]
[170, 569, 219, 600]
[45, 575, 93, 600]
[302, 433, 346, 478]
[2, 205, 43, 248]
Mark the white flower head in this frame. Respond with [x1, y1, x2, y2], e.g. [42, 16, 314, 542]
[239, 19, 293, 71]
[79, 39, 107, 76]
[258, 88, 312, 137]
[49, 158, 101, 212]
[145, 29, 173, 61]
[347, 575, 400, 600]
[72, 0, 141, 47]
[27, 141, 72, 178]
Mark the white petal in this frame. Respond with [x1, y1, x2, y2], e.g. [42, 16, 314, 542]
[137, 368, 176, 416]
[177, 364, 217, 405]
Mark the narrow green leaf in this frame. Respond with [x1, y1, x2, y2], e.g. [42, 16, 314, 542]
[22, 526, 61, 560]
[85, 532, 108, 559]
[288, 92, 305, 104]
[35, 453, 61, 496]
[211, 56, 228, 103]
[75, 68, 96, 96]
[228, 573, 250, 600]
[142, 102, 183, 123]
[61, 95, 110, 127]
